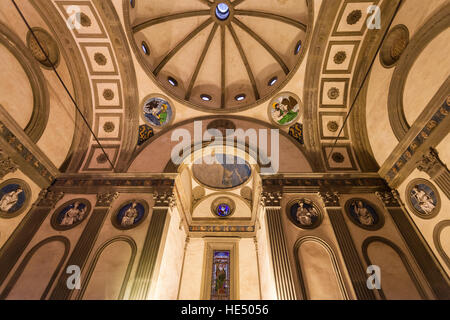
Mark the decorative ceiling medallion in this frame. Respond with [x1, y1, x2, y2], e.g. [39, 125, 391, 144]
[141, 95, 174, 128]
[346, 10, 362, 25]
[332, 152, 345, 163]
[51, 199, 91, 231]
[0, 179, 31, 219]
[127, 0, 310, 112]
[94, 52, 107, 66]
[269, 92, 302, 127]
[333, 51, 347, 64]
[192, 153, 252, 190]
[345, 199, 384, 231]
[80, 13, 92, 27]
[26, 27, 60, 69]
[211, 197, 236, 218]
[103, 122, 115, 133]
[103, 89, 115, 101]
[327, 87, 340, 100]
[286, 198, 322, 229]
[112, 200, 149, 230]
[405, 179, 441, 219]
[327, 121, 340, 132]
[380, 24, 409, 68]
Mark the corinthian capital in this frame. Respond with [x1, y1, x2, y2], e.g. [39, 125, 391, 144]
[318, 192, 340, 207]
[417, 148, 447, 178]
[96, 192, 119, 207]
[0, 149, 18, 179]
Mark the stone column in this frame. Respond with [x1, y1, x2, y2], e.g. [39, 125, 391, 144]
[417, 148, 450, 199]
[0, 189, 64, 289]
[261, 192, 297, 300]
[49, 192, 119, 300]
[376, 190, 450, 299]
[319, 192, 376, 300]
[128, 191, 175, 300]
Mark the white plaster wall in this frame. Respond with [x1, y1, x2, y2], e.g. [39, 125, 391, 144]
[238, 238, 260, 300]
[178, 237, 205, 300]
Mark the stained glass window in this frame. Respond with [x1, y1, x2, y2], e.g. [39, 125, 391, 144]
[211, 250, 231, 300]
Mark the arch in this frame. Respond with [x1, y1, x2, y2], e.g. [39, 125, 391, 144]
[127, 115, 315, 173]
[433, 220, 450, 270]
[0, 22, 49, 143]
[0, 236, 70, 300]
[293, 236, 349, 300]
[362, 236, 428, 300]
[387, 3, 450, 141]
[77, 236, 137, 300]
[30, 0, 93, 172]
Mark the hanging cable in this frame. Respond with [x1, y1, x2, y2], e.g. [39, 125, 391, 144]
[326, 0, 404, 162]
[11, 0, 116, 171]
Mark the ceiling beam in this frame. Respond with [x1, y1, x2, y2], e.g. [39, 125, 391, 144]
[186, 23, 219, 100]
[228, 23, 260, 101]
[153, 18, 213, 76]
[132, 11, 211, 33]
[233, 17, 289, 75]
[234, 10, 307, 31]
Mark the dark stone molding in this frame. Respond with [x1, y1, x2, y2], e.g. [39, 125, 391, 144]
[263, 175, 389, 194]
[76, 236, 137, 300]
[381, 84, 450, 188]
[302, 0, 340, 172]
[386, 207, 450, 299]
[31, 0, 93, 173]
[93, 0, 139, 173]
[433, 220, 450, 270]
[49, 193, 118, 300]
[50, 175, 175, 194]
[327, 207, 377, 300]
[0, 236, 70, 300]
[265, 207, 297, 300]
[361, 236, 428, 300]
[0, 189, 64, 289]
[349, 0, 402, 172]
[0, 110, 59, 188]
[387, 3, 450, 141]
[129, 208, 169, 300]
[293, 236, 350, 300]
[417, 148, 450, 199]
[0, 22, 50, 143]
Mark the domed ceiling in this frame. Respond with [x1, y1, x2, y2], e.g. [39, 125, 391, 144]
[127, 0, 310, 112]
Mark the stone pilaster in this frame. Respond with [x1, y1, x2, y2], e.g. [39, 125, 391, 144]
[50, 192, 119, 300]
[318, 192, 376, 300]
[0, 189, 64, 289]
[376, 190, 450, 299]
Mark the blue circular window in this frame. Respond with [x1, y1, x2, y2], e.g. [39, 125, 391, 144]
[216, 3, 230, 21]
[216, 203, 232, 217]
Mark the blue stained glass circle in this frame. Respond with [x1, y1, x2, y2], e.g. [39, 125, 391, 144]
[216, 3, 230, 20]
[216, 203, 231, 217]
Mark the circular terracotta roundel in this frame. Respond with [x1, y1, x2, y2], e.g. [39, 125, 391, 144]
[51, 199, 92, 231]
[126, 0, 310, 112]
[405, 179, 441, 219]
[0, 179, 31, 219]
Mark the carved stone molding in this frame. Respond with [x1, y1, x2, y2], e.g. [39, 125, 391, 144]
[0, 149, 18, 179]
[318, 192, 340, 207]
[36, 189, 64, 208]
[95, 192, 119, 207]
[376, 190, 401, 208]
[260, 192, 283, 207]
[153, 191, 175, 208]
